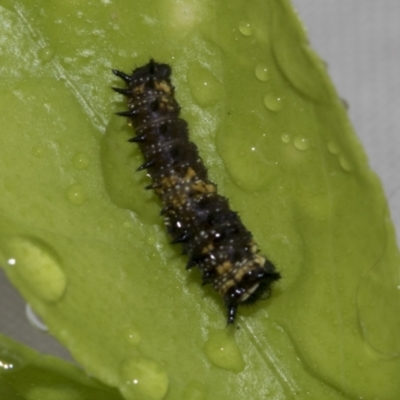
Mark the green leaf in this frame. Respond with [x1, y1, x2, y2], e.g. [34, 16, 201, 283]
[0, 333, 124, 400]
[1, 0, 399, 399]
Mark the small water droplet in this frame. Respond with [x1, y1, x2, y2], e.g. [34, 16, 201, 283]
[203, 330, 244, 373]
[38, 47, 55, 63]
[0, 349, 24, 373]
[3, 236, 66, 303]
[119, 357, 169, 400]
[187, 63, 222, 107]
[123, 328, 141, 346]
[33, 146, 44, 158]
[66, 184, 86, 205]
[145, 235, 157, 247]
[239, 20, 252, 36]
[255, 63, 268, 82]
[293, 136, 310, 151]
[26, 304, 48, 332]
[281, 133, 291, 144]
[327, 141, 340, 155]
[0, 360, 14, 372]
[183, 380, 207, 400]
[122, 220, 133, 230]
[264, 93, 284, 112]
[339, 156, 352, 172]
[72, 153, 90, 170]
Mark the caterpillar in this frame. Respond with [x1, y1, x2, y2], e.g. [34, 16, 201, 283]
[112, 59, 280, 324]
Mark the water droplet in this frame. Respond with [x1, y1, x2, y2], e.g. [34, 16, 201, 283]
[281, 133, 291, 144]
[33, 146, 44, 158]
[125, 329, 141, 346]
[119, 357, 169, 400]
[183, 380, 207, 400]
[203, 330, 244, 373]
[26, 304, 48, 332]
[271, 26, 331, 103]
[122, 219, 134, 230]
[3, 236, 66, 302]
[187, 63, 222, 107]
[66, 184, 86, 205]
[38, 47, 55, 63]
[264, 93, 284, 112]
[0, 359, 15, 372]
[293, 136, 310, 151]
[339, 156, 352, 172]
[255, 63, 268, 82]
[216, 118, 277, 192]
[239, 20, 252, 36]
[72, 153, 90, 170]
[327, 141, 340, 155]
[145, 235, 156, 247]
[0, 349, 24, 373]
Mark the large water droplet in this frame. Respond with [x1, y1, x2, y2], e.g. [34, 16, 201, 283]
[119, 357, 169, 400]
[255, 63, 268, 82]
[72, 153, 90, 170]
[239, 20, 252, 36]
[216, 119, 277, 192]
[3, 236, 66, 302]
[264, 93, 284, 112]
[187, 63, 222, 107]
[271, 15, 331, 104]
[293, 136, 310, 151]
[203, 330, 244, 373]
[66, 184, 86, 205]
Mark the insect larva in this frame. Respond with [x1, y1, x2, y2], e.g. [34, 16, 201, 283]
[112, 59, 280, 323]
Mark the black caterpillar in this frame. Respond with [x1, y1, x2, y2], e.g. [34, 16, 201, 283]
[112, 59, 280, 323]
